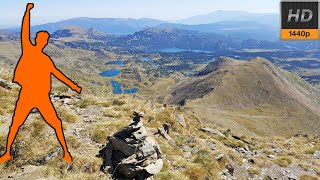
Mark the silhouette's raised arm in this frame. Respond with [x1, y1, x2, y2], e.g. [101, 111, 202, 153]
[21, 3, 34, 49]
[51, 64, 82, 93]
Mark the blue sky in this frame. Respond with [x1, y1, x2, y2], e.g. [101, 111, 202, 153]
[0, 0, 279, 28]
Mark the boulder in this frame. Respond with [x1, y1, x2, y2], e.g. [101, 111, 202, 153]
[0, 79, 11, 90]
[157, 127, 174, 143]
[176, 113, 186, 127]
[236, 147, 254, 157]
[215, 154, 224, 161]
[145, 159, 163, 174]
[162, 123, 171, 134]
[200, 127, 226, 137]
[313, 150, 320, 159]
[267, 154, 276, 159]
[52, 94, 72, 99]
[260, 165, 307, 180]
[183, 152, 192, 158]
[101, 111, 163, 179]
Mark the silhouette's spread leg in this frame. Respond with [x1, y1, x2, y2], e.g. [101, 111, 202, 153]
[38, 98, 72, 163]
[0, 95, 32, 162]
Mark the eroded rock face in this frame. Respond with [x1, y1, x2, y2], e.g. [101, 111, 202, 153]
[100, 111, 163, 180]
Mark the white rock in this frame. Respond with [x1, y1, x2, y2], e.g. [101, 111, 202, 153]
[176, 113, 186, 127]
[313, 151, 320, 159]
[215, 154, 224, 161]
[200, 127, 225, 137]
[267, 154, 276, 159]
[145, 159, 163, 175]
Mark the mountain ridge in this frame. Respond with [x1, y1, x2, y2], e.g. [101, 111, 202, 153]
[3, 11, 279, 40]
[168, 57, 320, 136]
[49, 26, 290, 51]
[14, 17, 167, 34]
[176, 10, 279, 27]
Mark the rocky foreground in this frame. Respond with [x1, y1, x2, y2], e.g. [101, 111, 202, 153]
[0, 78, 319, 179]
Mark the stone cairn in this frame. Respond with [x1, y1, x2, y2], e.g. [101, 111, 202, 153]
[100, 111, 163, 180]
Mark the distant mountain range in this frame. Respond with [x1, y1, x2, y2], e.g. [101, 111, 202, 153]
[157, 21, 278, 40]
[1, 24, 315, 52]
[175, 10, 279, 27]
[23, 17, 166, 34]
[111, 28, 234, 51]
[48, 26, 290, 51]
[5, 11, 280, 40]
[0, 30, 19, 41]
[1, 10, 316, 51]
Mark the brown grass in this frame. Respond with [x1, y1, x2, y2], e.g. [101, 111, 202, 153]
[56, 107, 78, 123]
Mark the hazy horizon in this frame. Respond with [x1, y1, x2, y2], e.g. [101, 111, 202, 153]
[0, 0, 279, 28]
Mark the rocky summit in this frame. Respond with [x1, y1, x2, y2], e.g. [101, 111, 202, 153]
[100, 111, 163, 180]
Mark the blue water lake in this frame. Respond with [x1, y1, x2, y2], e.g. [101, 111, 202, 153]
[100, 61, 139, 94]
[111, 80, 139, 94]
[142, 57, 152, 61]
[99, 68, 121, 77]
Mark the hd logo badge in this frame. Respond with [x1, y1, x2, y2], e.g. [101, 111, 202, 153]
[281, 0, 319, 40]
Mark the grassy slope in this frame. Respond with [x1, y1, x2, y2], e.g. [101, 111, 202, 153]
[169, 57, 320, 136]
[0, 42, 319, 179]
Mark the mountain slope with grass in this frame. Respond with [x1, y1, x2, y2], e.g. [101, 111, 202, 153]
[0, 60, 319, 179]
[51, 26, 111, 42]
[168, 57, 320, 136]
[0, 37, 319, 179]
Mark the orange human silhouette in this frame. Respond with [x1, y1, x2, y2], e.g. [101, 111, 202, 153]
[0, 3, 81, 164]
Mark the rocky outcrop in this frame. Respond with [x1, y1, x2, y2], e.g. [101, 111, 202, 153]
[200, 127, 226, 137]
[313, 150, 320, 159]
[0, 79, 11, 90]
[176, 113, 186, 127]
[36, 148, 61, 165]
[259, 165, 317, 180]
[100, 111, 163, 180]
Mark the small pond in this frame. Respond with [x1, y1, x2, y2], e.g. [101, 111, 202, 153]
[142, 57, 152, 61]
[99, 68, 121, 77]
[111, 80, 139, 94]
